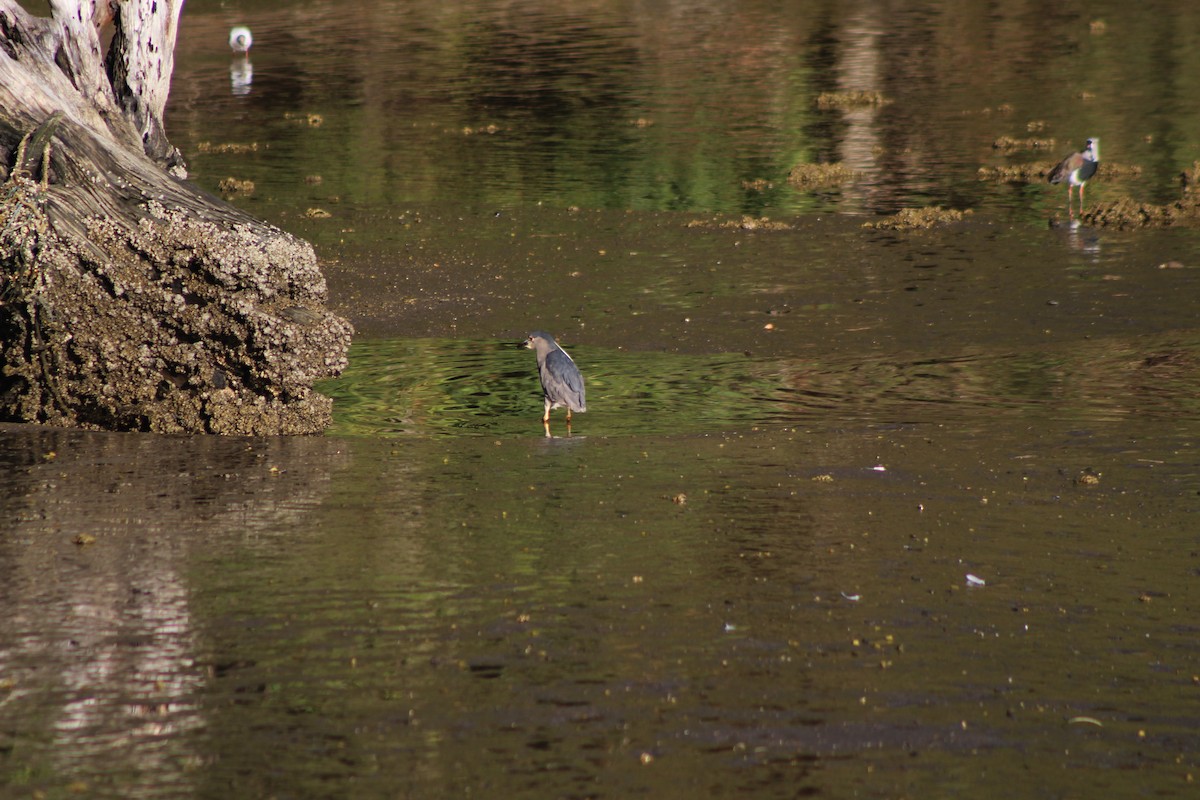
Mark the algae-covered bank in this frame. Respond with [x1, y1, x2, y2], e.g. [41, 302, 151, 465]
[0, 1, 350, 434]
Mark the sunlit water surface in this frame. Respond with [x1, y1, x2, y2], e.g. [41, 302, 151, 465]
[5, 0, 1200, 797]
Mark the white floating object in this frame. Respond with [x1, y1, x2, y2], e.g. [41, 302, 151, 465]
[840, 592, 861, 602]
[965, 574, 986, 587]
[871, 464, 887, 472]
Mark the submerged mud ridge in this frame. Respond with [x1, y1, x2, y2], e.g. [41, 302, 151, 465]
[861, 206, 972, 231]
[977, 161, 1141, 185]
[1081, 169, 1200, 229]
[786, 161, 857, 189]
[1, 174, 352, 435]
[1080, 195, 1200, 229]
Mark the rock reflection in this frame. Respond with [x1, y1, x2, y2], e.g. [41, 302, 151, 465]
[0, 426, 346, 796]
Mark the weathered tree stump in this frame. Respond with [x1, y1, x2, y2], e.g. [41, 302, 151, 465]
[0, 0, 352, 434]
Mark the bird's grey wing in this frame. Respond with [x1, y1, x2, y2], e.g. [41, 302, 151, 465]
[546, 349, 586, 408]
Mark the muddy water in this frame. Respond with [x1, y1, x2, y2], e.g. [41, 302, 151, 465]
[5, 0, 1200, 797]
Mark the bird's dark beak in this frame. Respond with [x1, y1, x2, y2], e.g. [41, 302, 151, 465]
[520, 337, 533, 350]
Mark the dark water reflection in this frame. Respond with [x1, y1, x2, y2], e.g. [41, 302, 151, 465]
[0, 429, 348, 797]
[4, 411, 1200, 796]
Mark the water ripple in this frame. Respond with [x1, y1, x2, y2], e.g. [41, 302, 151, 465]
[322, 334, 1200, 437]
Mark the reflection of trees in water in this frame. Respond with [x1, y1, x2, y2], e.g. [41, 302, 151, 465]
[172, 0, 1200, 219]
[0, 426, 347, 795]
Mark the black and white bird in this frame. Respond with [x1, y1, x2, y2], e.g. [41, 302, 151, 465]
[1048, 137, 1099, 215]
[229, 26, 253, 55]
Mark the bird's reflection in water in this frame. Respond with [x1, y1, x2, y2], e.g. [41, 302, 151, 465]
[230, 59, 253, 95]
[1049, 217, 1102, 259]
[542, 420, 581, 438]
[540, 427, 586, 445]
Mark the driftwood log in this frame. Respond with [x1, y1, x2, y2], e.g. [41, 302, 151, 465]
[0, 0, 352, 434]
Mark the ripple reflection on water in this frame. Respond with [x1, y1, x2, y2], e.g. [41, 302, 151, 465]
[323, 334, 1200, 437]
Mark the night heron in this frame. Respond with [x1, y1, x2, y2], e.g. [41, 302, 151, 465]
[229, 26, 253, 54]
[1048, 137, 1099, 214]
[524, 331, 586, 426]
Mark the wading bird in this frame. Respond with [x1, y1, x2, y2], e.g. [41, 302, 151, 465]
[1048, 137, 1099, 216]
[523, 331, 586, 429]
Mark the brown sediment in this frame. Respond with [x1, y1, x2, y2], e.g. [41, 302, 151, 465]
[1080, 192, 1200, 229]
[815, 91, 889, 110]
[978, 161, 1142, 184]
[991, 136, 1057, 152]
[862, 206, 972, 231]
[684, 215, 794, 231]
[786, 162, 857, 189]
[218, 177, 255, 196]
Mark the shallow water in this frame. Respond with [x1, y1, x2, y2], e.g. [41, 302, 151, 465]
[3, 414, 1199, 797]
[5, 0, 1200, 797]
